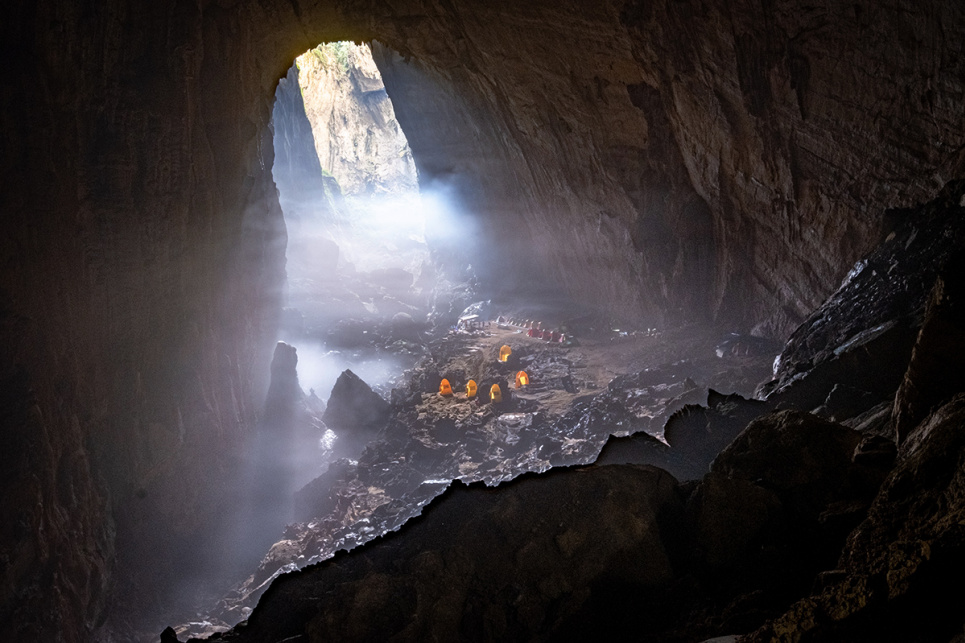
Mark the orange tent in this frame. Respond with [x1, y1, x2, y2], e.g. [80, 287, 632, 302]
[515, 371, 529, 388]
[466, 379, 478, 398]
[439, 378, 453, 396]
[499, 345, 512, 362]
[490, 383, 502, 403]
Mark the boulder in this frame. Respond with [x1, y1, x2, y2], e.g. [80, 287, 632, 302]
[323, 369, 391, 458]
[686, 410, 888, 626]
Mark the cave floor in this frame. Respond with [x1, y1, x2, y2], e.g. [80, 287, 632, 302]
[161, 322, 775, 641]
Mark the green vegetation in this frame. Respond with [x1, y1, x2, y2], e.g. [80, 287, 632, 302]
[310, 41, 352, 72]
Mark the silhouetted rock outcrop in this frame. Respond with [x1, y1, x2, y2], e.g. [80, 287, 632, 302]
[893, 252, 965, 444]
[323, 369, 390, 458]
[194, 466, 688, 643]
[744, 394, 965, 641]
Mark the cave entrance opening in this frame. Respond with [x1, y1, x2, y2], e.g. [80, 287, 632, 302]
[271, 41, 440, 412]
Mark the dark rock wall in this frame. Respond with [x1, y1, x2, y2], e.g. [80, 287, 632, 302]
[1, 1, 312, 637]
[1, 0, 963, 638]
[372, 0, 964, 333]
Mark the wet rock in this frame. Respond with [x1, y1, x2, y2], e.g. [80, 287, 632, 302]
[893, 253, 965, 445]
[322, 369, 391, 458]
[759, 185, 965, 420]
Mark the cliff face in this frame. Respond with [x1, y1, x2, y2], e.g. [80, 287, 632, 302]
[1, 0, 963, 639]
[296, 42, 417, 196]
[359, 0, 965, 331]
[1, 2, 302, 637]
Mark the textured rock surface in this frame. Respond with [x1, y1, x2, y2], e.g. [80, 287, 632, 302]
[743, 395, 965, 642]
[321, 369, 390, 458]
[362, 0, 965, 330]
[197, 465, 687, 643]
[272, 64, 339, 225]
[893, 253, 965, 444]
[296, 43, 417, 196]
[759, 183, 965, 417]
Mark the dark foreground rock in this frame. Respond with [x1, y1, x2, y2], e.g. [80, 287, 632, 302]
[743, 394, 965, 642]
[189, 407, 896, 643]
[201, 465, 688, 642]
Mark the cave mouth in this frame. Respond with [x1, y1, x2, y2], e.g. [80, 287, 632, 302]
[271, 41, 459, 407]
[156, 38, 787, 643]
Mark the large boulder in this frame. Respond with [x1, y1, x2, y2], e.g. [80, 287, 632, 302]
[322, 369, 391, 458]
[685, 410, 890, 628]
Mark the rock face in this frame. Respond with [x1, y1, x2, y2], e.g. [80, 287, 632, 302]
[2, 0, 965, 639]
[271, 64, 340, 226]
[893, 252, 965, 444]
[199, 466, 688, 643]
[759, 183, 965, 418]
[295, 43, 418, 196]
[322, 369, 391, 458]
[364, 0, 965, 331]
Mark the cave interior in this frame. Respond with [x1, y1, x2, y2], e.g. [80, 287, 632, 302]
[2, 0, 965, 641]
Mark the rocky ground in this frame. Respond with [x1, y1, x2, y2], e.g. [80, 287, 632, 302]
[165, 320, 774, 640]
[156, 184, 965, 643]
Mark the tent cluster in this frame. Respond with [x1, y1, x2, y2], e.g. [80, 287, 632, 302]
[439, 378, 505, 403]
[438, 371, 528, 401]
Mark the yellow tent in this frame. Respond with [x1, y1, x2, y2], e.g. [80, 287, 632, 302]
[490, 383, 502, 403]
[515, 370, 529, 388]
[466, 379, 477, 398]
[499, 345, 512, 362]
[439, 378, 453, 396]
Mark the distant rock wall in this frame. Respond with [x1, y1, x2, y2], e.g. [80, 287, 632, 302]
[296, 43, 418, 196]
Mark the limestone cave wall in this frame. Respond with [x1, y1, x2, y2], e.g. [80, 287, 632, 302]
[357, 0, 965, 332]
[1, 0, 962, 639]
